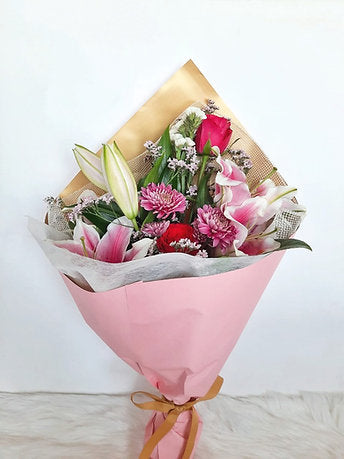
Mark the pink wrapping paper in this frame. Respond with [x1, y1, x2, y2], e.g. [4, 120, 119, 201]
[63, 250, 284, 458]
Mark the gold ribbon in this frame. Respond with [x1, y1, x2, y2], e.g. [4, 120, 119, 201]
[131, 375, 223, 459]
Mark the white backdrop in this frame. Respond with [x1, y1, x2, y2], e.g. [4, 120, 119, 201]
[1, 0, 343, 395]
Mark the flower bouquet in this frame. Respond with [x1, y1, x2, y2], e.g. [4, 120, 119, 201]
[29, 61, 310, 458]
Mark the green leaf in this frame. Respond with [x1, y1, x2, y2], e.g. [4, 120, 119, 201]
[96, 200, 122, 215]
[68, 221, 75, 231]
[137, 177, 145, 190]
[141, 211, 155, 227]
[197, 172, 212, 207]
[202, 140, 212, 155]
[275, 238, 312, 252]
[142, 126, 173, 187]
[82, 211, 109, 235]
[161, 167, 173, 184]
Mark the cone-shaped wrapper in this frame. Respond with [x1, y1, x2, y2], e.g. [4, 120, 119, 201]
[63, 250, 284, 458]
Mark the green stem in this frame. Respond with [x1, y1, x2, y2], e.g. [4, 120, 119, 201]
[250, 167, 278, 193]
[269, 188, 297, 204]
[197, 154, 209, 186]
[167, 171, 180, 185]
[245, 228, 278, 241]
[177, 175, 182, 192]
[181, 173, 186, 194]
[131, 218, 139, 231]
[228, 137, 240, 149]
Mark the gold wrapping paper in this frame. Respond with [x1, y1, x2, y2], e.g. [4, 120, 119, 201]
[60, 60, 285, 205]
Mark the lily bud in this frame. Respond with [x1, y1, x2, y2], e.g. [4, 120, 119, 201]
[73, 145, 107, 191]
[101, 141, 138, 220]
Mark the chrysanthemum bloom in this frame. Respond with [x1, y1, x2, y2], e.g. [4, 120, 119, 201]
[193, 205, 247, 253]
[140, 183, 187, 219]
[142, 221, 170, 237]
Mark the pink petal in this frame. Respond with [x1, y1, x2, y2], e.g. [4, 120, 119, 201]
[215, 156, 250, 207]
[228, 161, 247, 182]
[227, 182, 251, 206]
[54, 240, 86, 257]
[231, 219, 248, 249]
[74, 219, 100, 252]
[216, 156, 233, 180]
[214, 183, 233, 207]
[95, 219, 132, 263]
[124, 238, 153, 261]
[239, 237, 280, 256]
[255, 179, 275, 197]
[224, 197, 266, 227]
[215, 156, 247, 185]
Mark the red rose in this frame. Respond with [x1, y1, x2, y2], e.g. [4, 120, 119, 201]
[195, 114, 233, 154]
[156, 223, 199, 254]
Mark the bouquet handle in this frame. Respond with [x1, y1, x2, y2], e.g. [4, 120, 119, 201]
[131, 375, 223, 458]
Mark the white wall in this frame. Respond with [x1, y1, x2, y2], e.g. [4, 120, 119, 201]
[1, 0, 343, 395]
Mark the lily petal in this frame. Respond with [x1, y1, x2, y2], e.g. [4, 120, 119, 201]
[54, 240, 86, 257]
[239, 237, 280, 256]
[74, 145, 107, 191]
[73, 219, 100, 253]
[255, 179, 297, 204]
[101, 142, 138, 220]
[124, 238, 153, 261]
[224, 197, 267, 227]
[214, 156, 250, 207]
[231, 219, 248, 249]
[95, 217, 132, 263]
[215, 156, 247, 185]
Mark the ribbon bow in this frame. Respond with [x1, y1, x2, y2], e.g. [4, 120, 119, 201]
[131, 375, 223, 459]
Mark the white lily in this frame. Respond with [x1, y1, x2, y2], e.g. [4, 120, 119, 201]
[101, 142, 139, 227]
[73, 145, 107, 191]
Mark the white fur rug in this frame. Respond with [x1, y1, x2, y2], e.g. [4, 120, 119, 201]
[1, 391, 344, 458]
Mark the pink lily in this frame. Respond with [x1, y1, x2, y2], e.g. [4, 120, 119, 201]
[224, 178, 305, 230]
[54, 217, 152, 263]
[252, 178, 305, 225]
[235, 236, 281, 256]
[223, 196, 266, 229]
[214, 156, 251, 208]
[220, 196, 280, 256]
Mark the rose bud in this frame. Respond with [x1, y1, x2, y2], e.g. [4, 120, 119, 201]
[195, 114, 233, 154]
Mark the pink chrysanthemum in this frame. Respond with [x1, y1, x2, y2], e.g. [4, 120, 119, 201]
[142, 221, 170, 237]
[193, 204, 239, 252]
[140, 183, 187, 219]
